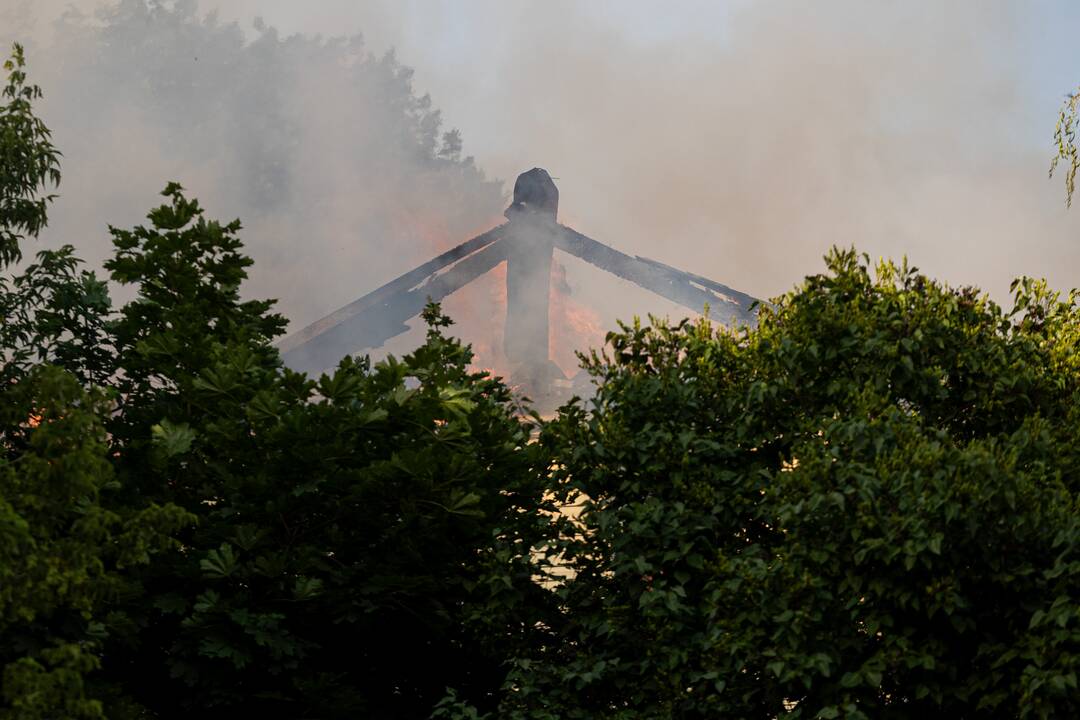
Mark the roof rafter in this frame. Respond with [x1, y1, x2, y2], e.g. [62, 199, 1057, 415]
[279, 223, 757, 375]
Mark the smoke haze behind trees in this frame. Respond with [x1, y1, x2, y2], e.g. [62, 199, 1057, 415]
[1, 0, 509, 362]
[5, 0, 1080, 365]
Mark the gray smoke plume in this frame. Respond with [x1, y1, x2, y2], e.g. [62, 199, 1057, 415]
[1, 0, 506, 360]
[351, 0, 1080, 314]
[5, 0, 1080, 373]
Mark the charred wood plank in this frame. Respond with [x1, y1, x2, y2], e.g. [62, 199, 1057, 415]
[554, 225, 757, 324]
[277, 225, 506, 356]
[280, 237, 510, 374]
[633, 255, 758, 310]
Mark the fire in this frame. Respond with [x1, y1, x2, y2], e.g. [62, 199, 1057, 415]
[385, 210, 604, 384]
[549, 260, 604, 379]
[389, 209, 514, 377]
[449, 261, 512, 379]
[445, 254, 605, 384]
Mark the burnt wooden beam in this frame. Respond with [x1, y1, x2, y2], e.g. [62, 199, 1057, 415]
[633, 255, 759, 312]
[277, 225, 506, 356]
[280, 235, 510, 374]
[553, 224, 757, 324]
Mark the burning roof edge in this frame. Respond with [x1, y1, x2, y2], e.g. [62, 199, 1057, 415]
[277, 222, 759, 375]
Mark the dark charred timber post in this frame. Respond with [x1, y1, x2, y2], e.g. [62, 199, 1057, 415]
[502, 168, 562, 388]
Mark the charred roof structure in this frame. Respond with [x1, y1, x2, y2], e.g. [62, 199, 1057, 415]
[278, 168, 757, 394]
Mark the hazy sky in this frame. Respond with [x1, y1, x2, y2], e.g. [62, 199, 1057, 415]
[8, 0, 1080, 320]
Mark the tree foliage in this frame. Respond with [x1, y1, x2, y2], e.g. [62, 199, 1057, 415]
[70, 0, 484, 210]
[0, 45, 190, 720]
[91, 186, 556, 716]
[470, 250, 1080, 719]
[1051, 86, 1080, 207]
[0, 44, 556, 719]
[0, 43, 59, 268]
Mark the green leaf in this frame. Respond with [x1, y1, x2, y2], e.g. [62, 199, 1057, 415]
[151, 418, 196, 458]
[447, 491, 484, 517]
[200, 544, 238, 579]
[293, 577, 324, 601]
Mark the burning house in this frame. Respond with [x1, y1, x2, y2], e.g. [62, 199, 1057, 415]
[277, 168, 758, 405]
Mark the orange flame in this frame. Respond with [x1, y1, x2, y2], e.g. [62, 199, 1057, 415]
[388, 210, 513, 378]
[384, 212, 605, 384]
[449, 261, 511, 379]
[549, 260, 604, 378]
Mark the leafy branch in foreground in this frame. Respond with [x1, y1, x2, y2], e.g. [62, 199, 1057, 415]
[0, 43, 60, 268]
[1050, 85, 1080, 207]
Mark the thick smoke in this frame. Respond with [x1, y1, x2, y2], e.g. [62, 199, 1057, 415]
[5, 0, 1080, 373]
[340, 0, 1080, 318]
[1, 0, 507, 361]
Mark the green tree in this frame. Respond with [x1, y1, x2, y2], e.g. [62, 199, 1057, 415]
[0, 45, 191, 719]
[0, 43, 559, 719]
[0, 42, 111, 388]
[0, 367, 191, 720]
[0, 43, 58, 268]
[94, 186, 559, 716]
[481, 249, 1080, 719]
